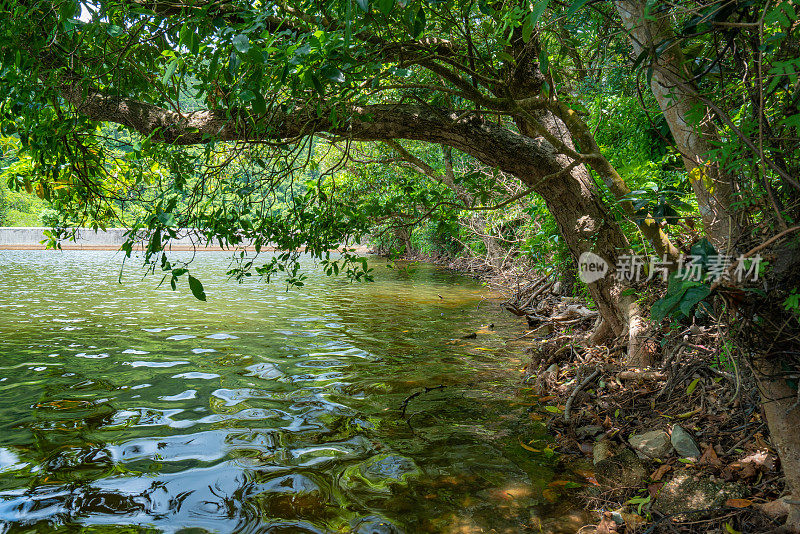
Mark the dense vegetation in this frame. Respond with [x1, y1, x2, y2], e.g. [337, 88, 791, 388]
[1, 0, 799, 529]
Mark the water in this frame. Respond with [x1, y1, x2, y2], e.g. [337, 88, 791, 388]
[0, 251, 583, 533]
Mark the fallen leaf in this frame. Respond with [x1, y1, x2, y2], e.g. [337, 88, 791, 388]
[650, 464, 672, 481]
[740, 449, 775, 470]
[647, 482, 664, 498]
[697, 445, 723, 468]
[754, 433, 770, 450]
[725, 498, 753, 508]
[518, 439, 540, 453]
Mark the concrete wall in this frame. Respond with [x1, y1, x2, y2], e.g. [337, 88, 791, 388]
[0, 227, 368, 253]
[0, 227, 222, 250]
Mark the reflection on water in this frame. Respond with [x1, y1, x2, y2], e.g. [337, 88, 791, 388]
[0, 251, 578, 533]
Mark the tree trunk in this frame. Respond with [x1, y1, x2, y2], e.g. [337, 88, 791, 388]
[754, 356, 800, 531]
[530, 151, 648, 365]
[615, 0, 741, 251]
[393, 224, 414, 255]
[506, 36, 651, 363]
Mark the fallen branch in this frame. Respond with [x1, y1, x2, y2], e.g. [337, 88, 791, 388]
[564, 369, 600, 423]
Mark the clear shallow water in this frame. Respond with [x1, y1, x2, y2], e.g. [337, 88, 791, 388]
[0, 251, 578, 533]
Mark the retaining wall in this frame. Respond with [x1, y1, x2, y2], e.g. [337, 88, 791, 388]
[0, 227, 227, 250]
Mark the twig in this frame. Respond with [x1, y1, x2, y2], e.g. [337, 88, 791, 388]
[564, 369, 600, 423]
[724, 422, 767, 456]
[711, 226, 800, 290]
[400, 385, 446, 418]
[512, 329, 540, 341]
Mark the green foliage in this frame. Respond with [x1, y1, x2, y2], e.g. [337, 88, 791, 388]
[652, 239, 719, 322]
[651, 275, 712, 322]
[0, 0, 794, 312]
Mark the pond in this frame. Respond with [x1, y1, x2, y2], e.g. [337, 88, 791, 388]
[0, 251, 584, 533]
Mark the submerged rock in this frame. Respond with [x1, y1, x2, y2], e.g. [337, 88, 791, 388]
[351, 515, 404, 534]
[670, 424, 701, 459]
[341, 454, 422, 494]
[629, 430, 672, 459]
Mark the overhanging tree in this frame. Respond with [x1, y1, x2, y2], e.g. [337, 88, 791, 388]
[3, 0, 800, 526]
[1, 0, 673, 360]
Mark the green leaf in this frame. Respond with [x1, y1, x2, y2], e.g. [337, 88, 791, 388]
[378, 0, 394, 15]
[522, 13, 535, 42]
[253, 90, 266, 114]
[679, 285, 711, 317]
[356, 0, 370, 12]
[496, 50, 515, 63]
[320, 65, 346, 83]
[188, 275, 207, 301]
[412, 6, 426, 38]
[162, 59, 179, 86]
[106, 25, 125, 37]
[232, 34, 250, 54]
[631, 48, 650, 70]
[565, 0, 592, 19]
[686, 377, 701, 396]
[691, 237, 717, 259]
[189, 32, 200, 55]
[179, 24, 190, 47]
[60, 0, 78, 21]
[525, 0, 550, 40]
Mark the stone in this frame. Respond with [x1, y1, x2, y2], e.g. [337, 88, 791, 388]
[595, 448, 647, 489]
[576, 425, 604, 440]
[629, 430, 673, 459]
[351, 515, 404, 534]
[671, 424, 701, 459]
[593, 439, 617, 465]
[653, 472, 747, 518]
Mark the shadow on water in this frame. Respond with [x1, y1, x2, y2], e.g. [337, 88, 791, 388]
[0, 251, 588, 533]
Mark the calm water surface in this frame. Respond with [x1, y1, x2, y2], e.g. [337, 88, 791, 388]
[0, 251, 580, 533]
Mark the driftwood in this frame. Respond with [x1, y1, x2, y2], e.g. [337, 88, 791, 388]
[525, 304, 599, 327]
